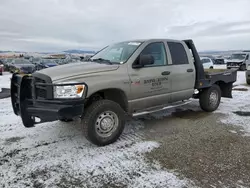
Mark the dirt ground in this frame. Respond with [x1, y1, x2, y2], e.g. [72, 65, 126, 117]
[1, 71, 250, 187]
[143, 102, 250, 188]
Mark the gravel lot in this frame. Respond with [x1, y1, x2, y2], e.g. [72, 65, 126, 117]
[1, 67, 250, 188]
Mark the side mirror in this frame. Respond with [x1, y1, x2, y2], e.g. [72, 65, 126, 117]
[140, 54, 154, 66]
[133, 54, 154, 68]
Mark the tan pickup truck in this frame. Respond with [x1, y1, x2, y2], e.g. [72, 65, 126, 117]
[11, 39, 237, 146]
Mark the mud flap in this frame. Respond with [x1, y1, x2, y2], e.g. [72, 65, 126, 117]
[11, 73, 35, 127]
[220, 82, 233, 98]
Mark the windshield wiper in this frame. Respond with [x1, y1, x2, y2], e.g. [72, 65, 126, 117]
[91, 58, 112, 65]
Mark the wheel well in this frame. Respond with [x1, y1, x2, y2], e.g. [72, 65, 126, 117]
[85, 89, 128, 112]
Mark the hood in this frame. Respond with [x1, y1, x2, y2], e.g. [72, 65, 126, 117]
[44, 63, 58, 67]
[38, 61, 119, 82]
[15, 64, 35, 68]
[227, 59, 245, 63]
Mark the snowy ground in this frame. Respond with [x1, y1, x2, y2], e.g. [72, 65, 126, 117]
[0, 72, 11, 92]
[1, 67, 250, 187]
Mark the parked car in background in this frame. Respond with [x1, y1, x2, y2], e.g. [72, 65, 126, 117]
[200, 57, 214, 69]
[4, 58, 14, 71]
[214, 58, 225, 64]
[36, 59, 58, 70]
[227, 52, 250, 71]
[9, 58, 36, 74]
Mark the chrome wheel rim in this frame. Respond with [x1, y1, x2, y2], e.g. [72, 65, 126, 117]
[95, 111, 119, 138]
[209, 91, 218, 107]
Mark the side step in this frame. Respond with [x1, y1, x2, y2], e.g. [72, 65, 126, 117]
[132, 100, 192, 117]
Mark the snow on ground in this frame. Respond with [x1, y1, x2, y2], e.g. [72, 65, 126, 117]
[211, 66, 250, 135]
[216, 71, 250, 136]
[1, 67, 250, 187]
[0, 73, 191, 187]
[0, 72, 11, 92]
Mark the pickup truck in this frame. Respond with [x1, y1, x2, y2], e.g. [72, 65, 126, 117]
[10, 39, 237, 146]
[227, 52, 250, 71]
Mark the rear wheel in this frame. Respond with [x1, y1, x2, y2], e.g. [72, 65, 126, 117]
[82, 100, 125, 146]
[210, 66, 213, 69]
[199, 85, 221, 112]
[247, 79, 250, 85]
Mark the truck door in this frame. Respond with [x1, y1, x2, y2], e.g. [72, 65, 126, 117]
[128, 42, 171, 112]
[166, 41, 196, 103]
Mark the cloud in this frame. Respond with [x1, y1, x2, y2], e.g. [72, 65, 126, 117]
[0, 0, 250, 51]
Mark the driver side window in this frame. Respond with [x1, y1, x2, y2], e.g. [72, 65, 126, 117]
[139, 42, 167, 67]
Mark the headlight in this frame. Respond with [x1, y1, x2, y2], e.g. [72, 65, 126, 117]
[53, 82, 86, 99]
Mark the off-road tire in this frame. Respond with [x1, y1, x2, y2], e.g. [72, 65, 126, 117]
[240, 64, 246, 71]
[82, 100, 125, 146]
[247, 79, 250, 85]
[199, 84, 221, 112]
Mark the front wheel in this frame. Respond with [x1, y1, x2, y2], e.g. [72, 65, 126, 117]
[247, 79, 250, 85]
[199, 85, 221, 112]
[240, 64, 246, 71]
[82, 100, 125, 146]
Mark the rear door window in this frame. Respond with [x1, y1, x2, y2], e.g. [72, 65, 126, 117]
[167, 42, 189, 65]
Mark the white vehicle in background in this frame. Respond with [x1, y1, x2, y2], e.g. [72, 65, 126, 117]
[200, 57, 214, 69]
[227, 52, 250, 71]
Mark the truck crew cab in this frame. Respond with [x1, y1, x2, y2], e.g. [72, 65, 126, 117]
[11, 39, 237, 146]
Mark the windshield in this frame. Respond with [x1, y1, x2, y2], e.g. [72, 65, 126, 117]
[13, 59, 31, 64]
[201, 58, 210, 64]
[231, 54, 246, 60]
[90, 41, 142, 64]
[33, 57, 41, 61]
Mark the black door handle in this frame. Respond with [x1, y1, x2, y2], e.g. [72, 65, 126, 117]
[161, 71, 171, 75]
[187, 69, 194, 72]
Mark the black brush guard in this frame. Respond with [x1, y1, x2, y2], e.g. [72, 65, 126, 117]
[11, 73, 87, 127]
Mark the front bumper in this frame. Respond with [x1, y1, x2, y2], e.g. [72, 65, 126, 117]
[227, 65, 240, 68]
[227, 62, 243, 69]
[11, 73, 87, 126]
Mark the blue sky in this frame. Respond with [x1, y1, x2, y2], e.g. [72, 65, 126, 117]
[0, 0, 250, 52]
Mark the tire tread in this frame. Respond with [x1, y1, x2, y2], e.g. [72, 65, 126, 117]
[82, 99, 125, 146]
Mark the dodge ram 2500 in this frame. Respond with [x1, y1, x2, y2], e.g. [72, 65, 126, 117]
[11, 39, 237, 146]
